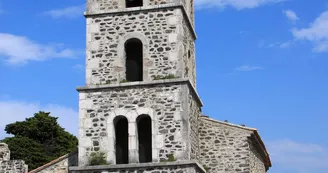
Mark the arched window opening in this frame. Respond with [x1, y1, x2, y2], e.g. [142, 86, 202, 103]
[137, 115, 152, 163]
[114, 116, 129, 164]
[125, 38, 143, 82]
[126, 0, 143, 8]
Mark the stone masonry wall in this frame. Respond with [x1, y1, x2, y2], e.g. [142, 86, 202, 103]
[199, 117, 259, 173]
[182, 18, 196, 86]
[0, 143, 28, 173]
[31, 152, 78, 173]
[38, 158, 68, 173]
[70, 161, 205, 173]
[0, 160, 28, 173]
[249, 142, 266, 173]
[86, 0, 192, 14]
[85, 8, 196, 87]
[78, 81, 197, 166]
[0, 143, 10, 162]
[71, 166, 202, 173]
[188, 92, 201, 160]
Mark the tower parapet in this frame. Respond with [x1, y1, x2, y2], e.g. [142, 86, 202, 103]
[86, 0, 195, 25]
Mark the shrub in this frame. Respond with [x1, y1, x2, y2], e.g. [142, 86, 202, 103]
[88, 152, 109, 166]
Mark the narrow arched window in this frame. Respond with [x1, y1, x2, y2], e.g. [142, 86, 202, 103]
[126, 0, 143, 8]
[137, 115, 152, 163]
[114, 116, 129, 164]
[125, 38, 143, 82]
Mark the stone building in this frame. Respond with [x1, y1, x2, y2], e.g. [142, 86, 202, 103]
[0, 143, 28, 173]
[30, 0, 272, 172]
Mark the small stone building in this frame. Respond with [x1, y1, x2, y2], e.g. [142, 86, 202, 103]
[0, 143, 28, 173]
[30, 0, 272, 172]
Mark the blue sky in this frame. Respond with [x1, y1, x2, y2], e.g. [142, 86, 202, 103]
[0, 0, 328, 172]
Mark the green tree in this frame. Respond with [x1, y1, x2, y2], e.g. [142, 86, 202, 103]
[1, 111, 78, 170]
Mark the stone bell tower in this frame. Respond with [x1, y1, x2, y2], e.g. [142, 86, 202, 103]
[77, 0, 202, 168]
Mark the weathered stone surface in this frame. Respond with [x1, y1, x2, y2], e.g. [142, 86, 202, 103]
[78, 80, 201, 166]
[85, 7, 196, 87]
[86, 0, 195, 25]
[71, 0, 272, 171]
[0, 143, 10, 162]
[198, 117, 269, 173]
[70, 161, 205, 173]
[249, 142, 266, 173]
[0, 143, 28, 173]
[29, 152, 78, 173]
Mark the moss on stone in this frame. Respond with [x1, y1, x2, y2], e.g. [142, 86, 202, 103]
[153, 74, 176, 80]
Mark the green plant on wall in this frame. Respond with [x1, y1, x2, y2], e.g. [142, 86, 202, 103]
[120, 79, 129, 83]
[202, 165, 210, 172]
[153, 74, 176, 80]
[88, 152, 109, 166]
[160, 153, 177, 162]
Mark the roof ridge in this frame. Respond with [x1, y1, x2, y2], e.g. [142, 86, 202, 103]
[28, 151, 76, 173]
[200, 116, 258, 131]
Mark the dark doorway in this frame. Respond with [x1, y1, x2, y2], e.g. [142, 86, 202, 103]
[126, 0, 143, 8]
[125, 38, 143, 82]
[114, 116, 129, 164]
[137, 115, 152, 163]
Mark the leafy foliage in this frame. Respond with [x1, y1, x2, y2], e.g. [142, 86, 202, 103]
[88, 152, 109, 166]
[1, 111, 78, 170]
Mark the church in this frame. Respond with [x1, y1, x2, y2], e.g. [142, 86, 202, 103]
[4, 0, 272, 172]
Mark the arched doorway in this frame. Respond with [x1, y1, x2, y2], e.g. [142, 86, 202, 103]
[137, 115, 152, 163]
[125, 38, 143, 82]
[114, 116, 129, 164]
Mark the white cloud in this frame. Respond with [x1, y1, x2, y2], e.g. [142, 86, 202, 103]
[279, 40, 293, 48]
[195, 0, 285, 10]
[284, 10, 299, 21]
[261, 40, 294, 49]
[0, 100, 78, 139]
[73, 64, 84, 70]
[44, 5, 85, 19]
[0, 33, 79, 65]
[235, 65, 264, 71]
[292, 11, 328, 52]
[267, 139, 328, 172]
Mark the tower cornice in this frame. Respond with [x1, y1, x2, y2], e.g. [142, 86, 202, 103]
[84, 3, 197, 40]
[77, 78, 203, 107]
